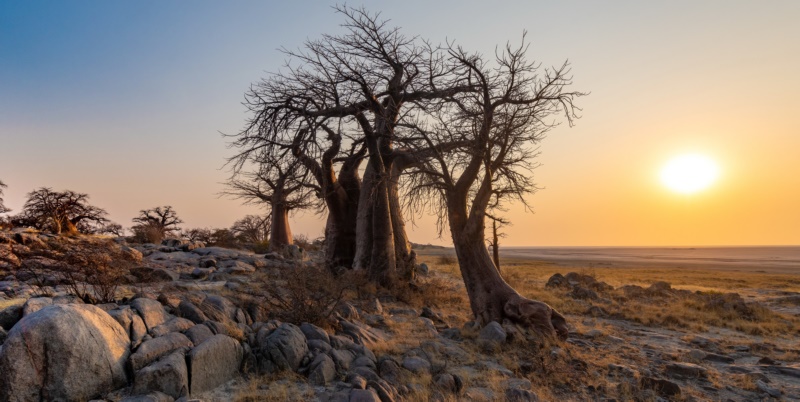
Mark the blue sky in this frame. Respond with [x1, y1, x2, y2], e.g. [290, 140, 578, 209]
[2, 1, 799, 245]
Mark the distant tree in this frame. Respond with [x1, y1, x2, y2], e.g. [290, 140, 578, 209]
[17, 188, 108, 234]
[0, 180, 9, 214]
[224, 154, 316, 252]
[96, 222, 125, 237]
[131, 206, 183, 242]
[183, 227, 213, 244]
[230, 215, 269, 244]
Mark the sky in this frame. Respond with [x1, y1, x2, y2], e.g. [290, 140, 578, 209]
[1, 1, 799, 246]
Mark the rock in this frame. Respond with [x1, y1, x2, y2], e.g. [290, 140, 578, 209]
[0, 304, 130, 401]
[367, 379, 399, 402]
[130, 266, 179, 282]
[433, 373, 462, 393]
[261, 323, 308, 372]
[665, 362, 708, 379]
[187, 334, 244, 394]
[331, 348, 357, 372]
[108, 306, 148, 347]
[149, 317, 195, 337]
[132, 297, 169, 330]
[378, 357, 402, 385]
[349, 388, 381, 402]
[0, 304, 22, 330]
[219, 260, 256, 275]
[506, 378, 532, 390]
[185, 323, 215, 345]
[21, 296, 52, 316]
[703, 353, 734, 364]
[505, 388, 538, 401]
[177, 300, 208, 324]
[339, 319, 389, 348]
[465, 387, 496, 401]
[130, 332, 193, 371]
[478, 321, 507, 351]
[640, 377, 681, 397]
[338, 302, 361, 320]
[120, 391, 175, 402]
[300, 322, 330, 344]
[309, 354, 337, 385]
[199, 294, 238, 323]
[308, 339, 332, 354]
[756, 380, 781, 397]
[545, 273, 568, 289]
[347, 373, 368, 389]
[417, 263, 429, 275]
[569, 286, 598, 300]
[402, 356, 431, 374]
[133, 351, 189, 398]
[198, 258, 217, 268]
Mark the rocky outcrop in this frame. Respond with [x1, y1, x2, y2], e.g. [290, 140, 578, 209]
[0, 304, 130, 401]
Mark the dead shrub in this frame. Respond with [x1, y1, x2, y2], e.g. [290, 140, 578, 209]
[245, 265, 347, 328]
[436, 254, 457, 265]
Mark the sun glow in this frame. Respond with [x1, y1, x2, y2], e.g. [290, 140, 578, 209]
[660, 154, 719, 194]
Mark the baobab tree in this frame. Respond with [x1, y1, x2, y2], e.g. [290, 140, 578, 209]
[403, 39, 584, 339]
[230, 6, 472, 284]
[17, 188, 109, 234]
[224, 154, 316, 252]
[132, 206, 183, 242]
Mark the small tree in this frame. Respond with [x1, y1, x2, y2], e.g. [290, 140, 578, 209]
[96, 222, 125, 237]
[231, 215, 270, 244]
[132, 206, 183, 243]
[17, 188, 108, 234]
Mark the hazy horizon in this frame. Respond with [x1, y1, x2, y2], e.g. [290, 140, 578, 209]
[2, 1, 799, 247]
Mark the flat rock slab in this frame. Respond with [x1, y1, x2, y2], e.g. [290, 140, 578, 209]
[188, 334, 243, 395]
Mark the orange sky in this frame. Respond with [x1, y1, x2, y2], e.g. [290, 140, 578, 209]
[1, 1, 798, 246]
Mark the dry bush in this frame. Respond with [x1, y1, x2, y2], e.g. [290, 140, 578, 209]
[389, 276, 466, 310]
[57, 240, 133, 303]
[234, 373, 314, 402]
[131, 224, 164, 244]
[243, 265, 347, 328]
[436, 254, 457, 265]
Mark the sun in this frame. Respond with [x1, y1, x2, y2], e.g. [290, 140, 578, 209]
[660, 154, 719, 194]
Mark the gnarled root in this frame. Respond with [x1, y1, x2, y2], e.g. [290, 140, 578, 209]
[503, 294, 569, 341]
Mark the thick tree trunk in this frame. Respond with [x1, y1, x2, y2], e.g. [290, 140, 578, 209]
[269, 201, 293, 252]
[367, 167, 396, 286]
[388, 162, 416, 280]
[450, 214, 568, 340]
[324, 163, 361, 270]
[353, 163, 377, 271]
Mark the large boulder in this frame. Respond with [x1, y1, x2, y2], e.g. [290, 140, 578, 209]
[0, 304, 130, 401]
[133, 351, 189, 399]
[260, 323, 308, 372]
[187, 334, 243, 394]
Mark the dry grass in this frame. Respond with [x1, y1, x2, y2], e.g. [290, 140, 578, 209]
[234, 372, 314, 402]
[0, 298, 23, 311]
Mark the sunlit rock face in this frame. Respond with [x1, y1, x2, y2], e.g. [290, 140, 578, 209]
[0, 304, 130, 401]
